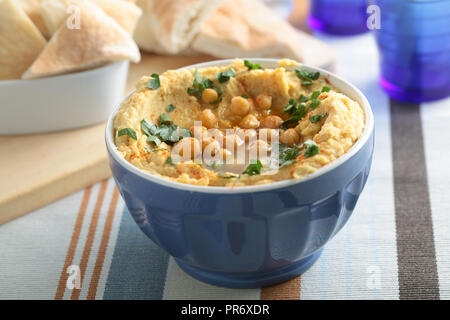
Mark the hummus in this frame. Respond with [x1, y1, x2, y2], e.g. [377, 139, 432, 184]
[114, 59, 365, 187]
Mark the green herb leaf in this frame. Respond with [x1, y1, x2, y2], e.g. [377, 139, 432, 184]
[310, 91, 321, 100]
[299, 94, 309, 103]
[179, 128, 193, 138]
[147, 73, 160, 90]
[118, 128, 137, 140]
[165, 157, 174, 166]
[304, 140, 319, 157]
[242, 160, 263, 176]
[309, 99, 321, 110]
[216, 68, 236, 83]
[282, 98, 298, 115]
[310, 112, 328, 123]
[141, 118, 189, 147]
[159, 113, 172, 125]
[295, 69, 320, 81]
[141, 119, 158, 136]
[194, 69, 201, 84]
[187, 69, 216, 100]
[281, 102, 308, 129]
[166, 104, 176, 112]
[321, 86, 331, 92]
[244, 60, 264, 70]
[278, 143, 300, 168]
[146, 135, 162, 146]
[242, 94, 249, 99]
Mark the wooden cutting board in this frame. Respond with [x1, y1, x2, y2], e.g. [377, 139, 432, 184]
[0, 0, 334, 225]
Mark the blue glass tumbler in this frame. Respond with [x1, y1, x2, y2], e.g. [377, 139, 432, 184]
[374, 0, 450, 102]
[308, 0, 369, 35]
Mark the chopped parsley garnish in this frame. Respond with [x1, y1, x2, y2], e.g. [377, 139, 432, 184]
[309, 99, 321, 110]
[242, 160, 263, 176]
[299, 94, 309, 103]
[209, 87, 223, 105]
[282, 98, 298, 115]
[242, 94, 249, 99]
[278, 143, 300, 168]
[140, 118, 191, 147]
[322, 86, 331, 92]
[146, 135, 162, 146]
[147, 73, 160, 90]
[216, 68, 236, 83]
[304, 140, 319, 157]
[281, 100, 308, 129]
[295, 69, 320, 82]
[244, 60, 264, 70]
[141, 118, 158, 136]
[310, 112, 328, 123]
[166, 104, 176, 112]
[165, 157, 174, 166]
[187, 69, 222, 103]
[159, 113, 172, 124]
[310, 91, 321, 100]
[187, 69, 214, 99]
[118, 128, 137, 140]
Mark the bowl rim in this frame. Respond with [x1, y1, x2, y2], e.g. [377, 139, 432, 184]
[0, 61, 126, 86]
[105, 58, 374, 194]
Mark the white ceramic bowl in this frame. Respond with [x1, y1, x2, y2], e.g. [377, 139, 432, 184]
[0, 61, 129, 135]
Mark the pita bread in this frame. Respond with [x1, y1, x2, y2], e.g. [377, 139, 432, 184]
[90, 0, 142, 34]
[39, 0, 68, 37]
[22, 0, 140, 79]
[0, 0, 47, 80]
[133, 0, 160, 53]
[40, 0, 141, 37]
[134, 0, 224, 54]
[17, 0, 50, 38]
[192, 0, 335, 69]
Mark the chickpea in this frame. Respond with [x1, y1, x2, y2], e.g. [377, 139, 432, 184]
[256, 94, 272, 110]
[280, 128, 300, 146]
[208, 128, 225, 146]
[231, 96, 250, 116]
[248, 139, 269, 157]
[223, 134, 244, 152]
[235, 128, 257, 144]
[200, 109, 217, 129]
[202, 88, 219, 104]
[201, 136, 214, 150]
[258, 128, 279, 142]
[173, 137, 201, 160]
[260, 115, 283, 129]
[203, 139, 221, 157]
[190, 125, 208, 140]
[216, 148, 233, 162]
[240, 114, 260, 129]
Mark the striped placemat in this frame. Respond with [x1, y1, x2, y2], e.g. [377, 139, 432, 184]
[0, 33, 449, 300]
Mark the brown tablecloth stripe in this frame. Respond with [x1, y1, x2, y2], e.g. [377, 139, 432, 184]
[390, 100, 440, 299]
[260, 276, 301, 300]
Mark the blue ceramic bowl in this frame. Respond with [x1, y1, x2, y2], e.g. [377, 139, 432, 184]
[105, 59, 375, 288]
